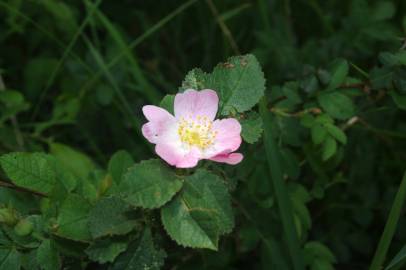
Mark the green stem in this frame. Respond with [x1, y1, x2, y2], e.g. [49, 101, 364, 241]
[259, 98, 305, 270]
[369, 172, 406, 270]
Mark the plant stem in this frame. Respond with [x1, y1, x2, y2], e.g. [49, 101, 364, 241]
[259, 97, 305, 270]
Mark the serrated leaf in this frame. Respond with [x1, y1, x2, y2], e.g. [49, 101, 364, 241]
[208, 54, 266, 114]
[322, 136, 337, 161]
[325, 124, 347, 144]
[161, 169, 234, 250]
[119, 159, 183, 209]
[0, 247, 20, 270]
[108, 150, 134, 184]
[240, 112, 263, 143]
[181, 68, 209, 91]
[159, 94, 175, 115]
[111, 229, 166, 270]
[180, 55, 265, 115]
[327, 59, 348, 90]
[37, 239, 61, 270]
[311, 124, 327, 145]
[86, 238, 128, 264]
[50, 143, 95, 180]
[56, 194, 91, 241]
[318, 92, 355, 120]
[88, 197, 138, 238]
[0, 152, 56, 194]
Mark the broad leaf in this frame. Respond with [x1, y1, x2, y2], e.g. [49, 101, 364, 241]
[327, 59, 349, 90]
[119, 159, 183, 209]
[0, 152, 56, 193]
[161, 169, 234, 250]
[108, 150, 134, 184]
[86, 238, 128, 264]
[111, 229, 166, 270]
[318, 92, 355, 120]
[0, 247, 20, 270]
[37, 239, 61, 270]
[56, 194, 91, 241]
[240, 111, 263, 144]
[88, 196, 138, 238]
[50, 143, 95, 180]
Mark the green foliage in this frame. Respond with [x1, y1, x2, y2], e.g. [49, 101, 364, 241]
[111, 229, 166, 270]
[88, 196, 138, 238]
[0, 152, 56, 193]
[0, 0, 405, 269]
[161, 169, 234, 250]
[119, 159, 183, 209]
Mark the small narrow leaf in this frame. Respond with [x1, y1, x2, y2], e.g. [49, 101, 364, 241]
[322, 136, 337, 161]
[311, 125, 327, 145]
[327, 59, 349, 90]
[325, 124, 347, 144]
[318, 92, 355, 120]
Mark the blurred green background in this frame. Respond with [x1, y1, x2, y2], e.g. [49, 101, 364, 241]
[1, 0, 406, 269]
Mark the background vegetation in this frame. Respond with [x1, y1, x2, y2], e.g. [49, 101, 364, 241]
[0, 0, 406, 269]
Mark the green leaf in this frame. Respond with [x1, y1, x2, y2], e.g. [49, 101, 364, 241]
[370, 172, 406, 270]
[327, 59, 349, 90]
[311, 259, 335, 270]
[119, 159, 183, 209]
[208, 54, 266, 114]
[240, 111, 263, 143]
[0, 247, 20, 270]
[385, 245, 406, 270]
[86, 238, 128, 264]
[311, 125, 327, 145]
[56, 194, 91, 241]
[318, 92, 355, 120]
[37, 239, 61, 270]
[181, 55, 266, 115]
[161, 169, 234, 250]
[159, 94, 175, 115]
[304, 241, 336, 263]
[0, 152, 56, 193]
[50, 143, 95, 180]
[325, 124, 347, 144]
[389, 91, 406, 110]
[181, 68, 209, 91]
[108, 150, 134, 185]
[372, 1, 395, 21]
[111, 229, 166, 270]
[322, 136, 337, 161]
[88, 196, 138, 238]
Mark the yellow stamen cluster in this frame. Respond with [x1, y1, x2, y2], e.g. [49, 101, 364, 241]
[178, 115, 217, 149]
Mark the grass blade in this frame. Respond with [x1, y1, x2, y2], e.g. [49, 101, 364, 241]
[94, 8, 161, 103]
[369, 172, 406, 270]
[259, 98, 305, 270]
[78, 0, 199, 99]
[31, 0, 103, 120]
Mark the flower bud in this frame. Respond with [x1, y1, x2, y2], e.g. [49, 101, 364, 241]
[0, 208, 17, 226]
[14, 219, 33, 236]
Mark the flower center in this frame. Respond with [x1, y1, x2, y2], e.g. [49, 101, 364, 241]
[178, 116, 217, 149]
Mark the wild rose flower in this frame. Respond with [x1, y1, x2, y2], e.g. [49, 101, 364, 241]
[142, 89, 243, 168]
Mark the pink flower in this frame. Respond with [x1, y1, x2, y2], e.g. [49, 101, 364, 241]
[142, 89, 243, 168]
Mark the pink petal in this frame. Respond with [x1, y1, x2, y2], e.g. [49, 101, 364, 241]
[211, 118, 242, 153]
[210, 152, 243, 165]
[174, 89, 218, 120]
[142, 105, 173, 122]
[155, 143, 199, 168]
[142, 105, 176, 144]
